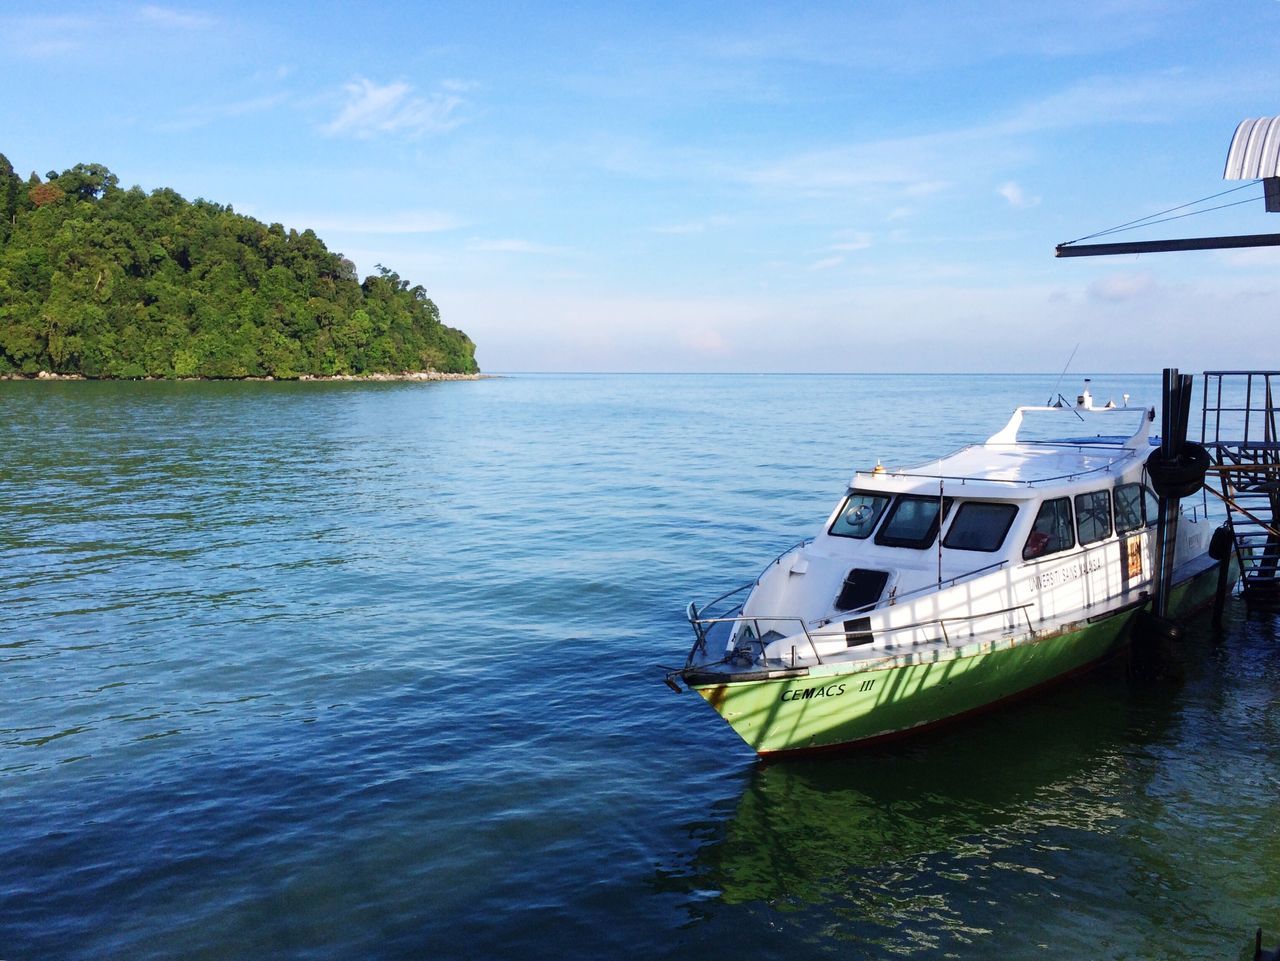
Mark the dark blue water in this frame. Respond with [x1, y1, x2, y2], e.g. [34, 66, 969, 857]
[2, 374, 1276, 960]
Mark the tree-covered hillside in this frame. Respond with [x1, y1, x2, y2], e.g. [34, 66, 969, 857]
[0, 155, 477, 378]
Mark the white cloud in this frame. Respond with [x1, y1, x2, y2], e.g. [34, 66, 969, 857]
[903, 180, 950, 198]
[679, 329, 729, 353]
[22, 37, 83, 56]
[158, 93, 291, 131]
[1088, 271, 1156, 302]
[138, 6, 216, 29]
[322, 78, 465, 139]
[439, 278, 1279, 374]
[727, 125, 1003, 204]
[652, 222, 707, 235]
[468, 238, 566, 254]
[651, 215, 730, 235]
[998, 181, 1040, 208]
[299, 212, 464, 235]
[828, 233, 872, 252]
[809, 256, 844, 270]
[997, 70, 1250, 134]
[222, 94, 287, 117]
[2, 14, 95, 56]
[700, 3, 1174, 73]
[719, 68, 1252, 209]
[740, 146, 946, 194]
[1216, 248, 1280, 267]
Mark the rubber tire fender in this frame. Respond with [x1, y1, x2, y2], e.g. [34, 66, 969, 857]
[1209, 524, 1233, 562]
[1145, 442, 1210, 500]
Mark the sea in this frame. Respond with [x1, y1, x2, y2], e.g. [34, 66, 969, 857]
[1, 373, 1276, 961]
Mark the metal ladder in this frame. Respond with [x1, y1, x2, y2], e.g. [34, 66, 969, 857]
[1201, 371, 1280, 602]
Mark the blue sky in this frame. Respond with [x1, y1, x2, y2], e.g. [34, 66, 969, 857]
[3, 1, 1279, 372]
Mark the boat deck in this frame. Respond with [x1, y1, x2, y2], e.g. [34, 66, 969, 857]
[862, 441, 1141, 492]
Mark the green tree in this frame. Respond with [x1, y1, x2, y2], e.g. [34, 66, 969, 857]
[0, 153, 479, 378]
[53, 163, 119, 202]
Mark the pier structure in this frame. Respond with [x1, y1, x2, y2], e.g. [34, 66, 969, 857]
[1200, 371, 1280, 603]
[1056, 116, 1280, 258]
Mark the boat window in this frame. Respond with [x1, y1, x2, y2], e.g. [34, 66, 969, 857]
[875, 494, 953, 549]
[1114, 483, 1144, 534]
[1023, 497, 1075, 560]
[1144, 486, 1160, 526]
[942, 501, 1019, 553]
[1075, 490, 1113, 545]
[829, 492, 890, 539]
[834, 568, 890, 611]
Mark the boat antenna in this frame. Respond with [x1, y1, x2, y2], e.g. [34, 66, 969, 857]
[1047, 343, 1080, 405]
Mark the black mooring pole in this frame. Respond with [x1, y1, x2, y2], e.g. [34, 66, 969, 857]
[1213, 546, 1232, 627]
[1139, 369, 1210, 634]
[1133, 368, 1211, 670]
[1150, 369, 1188, 621]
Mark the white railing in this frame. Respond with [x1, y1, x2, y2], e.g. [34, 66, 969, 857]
[685, 603, 1038, 673]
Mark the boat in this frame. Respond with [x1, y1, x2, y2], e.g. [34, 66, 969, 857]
[670, 383, 1229, 756]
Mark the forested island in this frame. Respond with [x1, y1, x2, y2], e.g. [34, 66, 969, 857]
[0, 154, 478, 379]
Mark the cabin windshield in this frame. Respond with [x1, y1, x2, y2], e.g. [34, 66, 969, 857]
[875, 495, 953, 549]
[829, 492, 890, 539]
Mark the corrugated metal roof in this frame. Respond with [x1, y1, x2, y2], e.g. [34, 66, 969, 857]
[1224, 117, 1280, 179]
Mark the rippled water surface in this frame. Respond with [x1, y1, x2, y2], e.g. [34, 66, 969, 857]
[2, 374, 1277, 960]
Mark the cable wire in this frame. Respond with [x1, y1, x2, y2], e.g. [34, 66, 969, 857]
[1079, 196, 1262, 238]
[1060, 180, 1262, 246]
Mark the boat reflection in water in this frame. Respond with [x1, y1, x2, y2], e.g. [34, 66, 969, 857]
[658, 664, 1188, 957]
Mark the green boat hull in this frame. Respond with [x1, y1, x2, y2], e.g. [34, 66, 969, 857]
[691, 562, 1223, 756]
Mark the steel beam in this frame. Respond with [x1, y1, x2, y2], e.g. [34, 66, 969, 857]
[1055, 233, 1280, 257]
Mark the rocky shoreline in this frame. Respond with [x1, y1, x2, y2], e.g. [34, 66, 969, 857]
[1, 370, 489, 382]
[294, 371, 488, 382]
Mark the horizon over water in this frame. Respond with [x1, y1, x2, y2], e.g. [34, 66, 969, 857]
[2, 373, 1277, 960]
